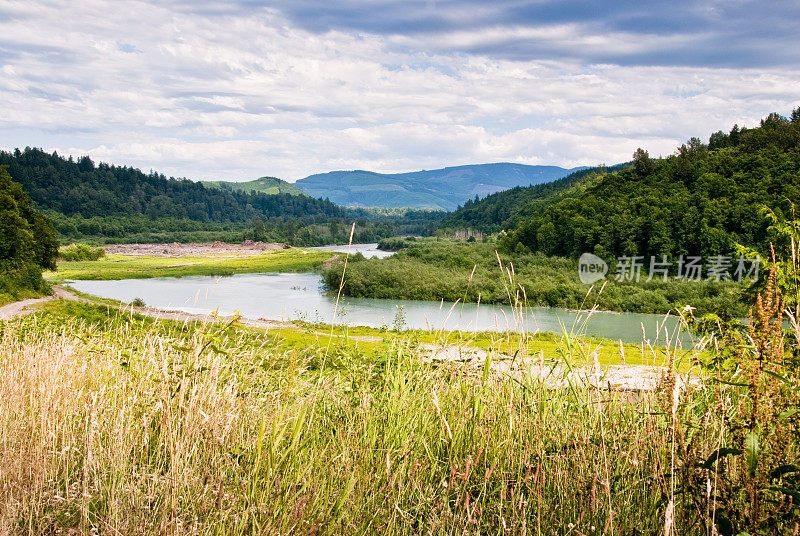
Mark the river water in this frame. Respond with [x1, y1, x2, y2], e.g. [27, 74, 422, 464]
[68, 269, 692, 346]
[309, 243, 395, 259]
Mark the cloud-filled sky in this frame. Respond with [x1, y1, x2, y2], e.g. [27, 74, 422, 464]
[1, 0, 798, 181]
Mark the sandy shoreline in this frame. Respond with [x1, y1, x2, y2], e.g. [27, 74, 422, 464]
[104, 240, 290, 257]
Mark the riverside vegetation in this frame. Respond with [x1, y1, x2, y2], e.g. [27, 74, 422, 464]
[49, 248, 332, 281]
[325, 239, 748, 316]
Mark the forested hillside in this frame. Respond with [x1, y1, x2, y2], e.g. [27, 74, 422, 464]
[0, 166, 59, 304]
[0, 148, 444, 244]
[202, 176, 306, 196]
[0, 148, 341, 222]
[439, 164, 629, 233]
[448, 110, 800, 260]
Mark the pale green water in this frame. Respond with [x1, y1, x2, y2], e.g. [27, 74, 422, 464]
[68, 272, 694, 346]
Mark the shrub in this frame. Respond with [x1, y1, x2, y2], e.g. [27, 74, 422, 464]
[325, 240, 748, 315]
[58, 243, 106, 261]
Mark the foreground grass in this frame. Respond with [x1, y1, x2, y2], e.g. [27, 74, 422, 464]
[0, 299, 717, 534]
[47, 248, 332, 280]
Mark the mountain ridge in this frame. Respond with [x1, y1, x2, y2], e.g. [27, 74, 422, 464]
[293, 162, 589, 210]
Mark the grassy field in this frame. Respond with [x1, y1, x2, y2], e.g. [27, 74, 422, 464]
[48, 248, 332, 280]
[4, 236, 798, 533]
[0, 299, 699, 534]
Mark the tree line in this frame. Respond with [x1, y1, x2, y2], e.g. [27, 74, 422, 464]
[0, 148, 445, 245]
[0, 165, 58, 301]
[444, 109, 800, 261]
[0, 148, 345, 223]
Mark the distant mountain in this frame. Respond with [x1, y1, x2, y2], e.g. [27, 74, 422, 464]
[202, 176, 307, 197]
[293, 163, 588, 210]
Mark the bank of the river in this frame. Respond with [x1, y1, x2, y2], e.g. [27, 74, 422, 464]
[5, 283, 696, 372]
[48, 246, 332, 280]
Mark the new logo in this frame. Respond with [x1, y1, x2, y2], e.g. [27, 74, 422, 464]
[578, 253, 608, 284]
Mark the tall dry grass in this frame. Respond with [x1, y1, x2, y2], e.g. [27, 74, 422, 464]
[0, 311, 705, 535]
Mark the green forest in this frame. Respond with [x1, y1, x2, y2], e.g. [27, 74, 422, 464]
[0, 148, 343, 222]
[0, 166, 59, 304]
[0, 148, 444, 245]
[473, 110, 800, 260]
[439, 163, 630, 233]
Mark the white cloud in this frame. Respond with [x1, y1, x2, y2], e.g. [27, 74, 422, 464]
[0, 0, 797, 182]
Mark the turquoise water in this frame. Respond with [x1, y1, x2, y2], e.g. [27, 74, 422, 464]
[68, 271, 693, 346]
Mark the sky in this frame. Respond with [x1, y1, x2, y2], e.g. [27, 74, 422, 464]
[1, 0, 798, 182]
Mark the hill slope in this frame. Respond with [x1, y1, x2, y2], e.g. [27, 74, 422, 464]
[294, 163, 587, 210]
[439, 163, 630, 233]
[0, 148, 342, 223]
[459, 109, 800, 260]
[202, 176, 306, 196]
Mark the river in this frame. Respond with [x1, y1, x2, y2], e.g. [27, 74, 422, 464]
[68, 266, 693, 346]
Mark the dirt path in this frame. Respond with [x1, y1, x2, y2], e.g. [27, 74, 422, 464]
[1, 287, 686, 391]
[0, 285, 364, 337]
[0, 287, 78, 320]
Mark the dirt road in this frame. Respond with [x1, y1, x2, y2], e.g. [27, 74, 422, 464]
[0, 287, 81, 320]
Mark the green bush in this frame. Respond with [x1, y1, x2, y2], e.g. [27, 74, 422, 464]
[58, 243, 106, 261]
[377, 236, 417, 251]
[325, 240, 749, 316]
